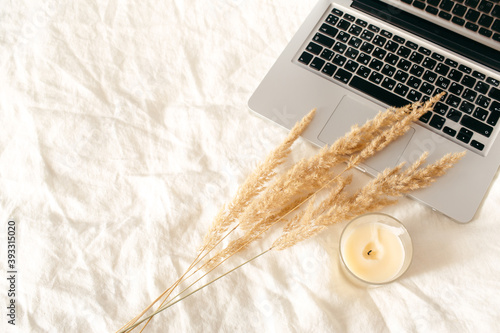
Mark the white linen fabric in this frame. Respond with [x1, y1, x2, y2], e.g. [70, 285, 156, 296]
[1, 0, 499, 332]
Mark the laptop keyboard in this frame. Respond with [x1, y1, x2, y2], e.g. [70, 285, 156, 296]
[296, 7, 500, 155]
[398, 0, 500, 43]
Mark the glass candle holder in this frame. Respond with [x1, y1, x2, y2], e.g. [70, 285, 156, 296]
[339, 213, 413, 287]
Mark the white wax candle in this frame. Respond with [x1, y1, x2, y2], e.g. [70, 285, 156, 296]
[341, 221, 406, 284]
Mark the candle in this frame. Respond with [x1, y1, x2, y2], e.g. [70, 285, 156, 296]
[339, 213, 413, 285]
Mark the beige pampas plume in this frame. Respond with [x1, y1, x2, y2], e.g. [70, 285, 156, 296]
[118, 93, 465, 332]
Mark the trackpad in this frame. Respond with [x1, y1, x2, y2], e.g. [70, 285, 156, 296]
[317, 95, 414, 172]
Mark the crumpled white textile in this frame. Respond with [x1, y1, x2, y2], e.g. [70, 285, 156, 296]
[1, 0, 499, 332]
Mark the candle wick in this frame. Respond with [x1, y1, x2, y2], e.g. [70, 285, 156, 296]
[367, 250, 372, 255]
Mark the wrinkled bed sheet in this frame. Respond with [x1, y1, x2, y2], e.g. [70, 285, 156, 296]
[1, 0, 500, 332]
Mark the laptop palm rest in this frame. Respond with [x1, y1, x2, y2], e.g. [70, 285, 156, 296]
[317, 95, 415, 172]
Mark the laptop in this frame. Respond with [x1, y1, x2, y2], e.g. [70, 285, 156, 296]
[248, 0, 500, 223]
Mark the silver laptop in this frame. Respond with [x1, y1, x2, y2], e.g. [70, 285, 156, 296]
[249, 0, 500, 223]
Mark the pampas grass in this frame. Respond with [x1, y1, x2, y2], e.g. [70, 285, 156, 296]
[117, 93, 465, 332]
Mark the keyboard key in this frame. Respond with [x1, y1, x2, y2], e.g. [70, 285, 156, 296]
[314, 33, 335, 48]
[357, 53, 371, 65]
[397, 58, 412, 71]
[459, 64, 472, 74]
[488, 87, 500, 100]
[472, 70, 486, 80]
[435, 63, 450, 76]
[332, 54, 347, 66]
[368, 58, 384, 71]
[478, 14, 494, 27]
[320, 24, 339, 38]
[320, 49, 334, 61]
[310, 57, 325, 71]
[344, 13, 356, 22]
[463, 88, 478, 102]
[349, 76, 409, 107]
[457, 128, 473, 143]
[476, 95, 491, 108]
[326, 14, 340, 25]
[452, 16, 466, 26]
[461, 114, 494, 137]
[356, 19, 368, 27]
[407, 89, 423, 102]
[385, 53, 400, 66]
[410, 64, 425, 77]
[453, 4, 468, 17]
[394, 70, 409, 83]
[344, 59, 359, 72]
[393, 35, 405, 44]
[332, 8, 343, 16]
[345, 47, 359, 59]
[360, 29, 375, 41]
[493, 4, 500, 18]
[440, 0, 454, 11]
[486, 77, 499, 87]
[360, 42, 374, 54]
[337, 19, 351, 30]
[382, 77, 397, 90]
[449, 81, 464, 95]
[426, 6, 439, 15]
[368, 24, 380, 33]
[436, 76, 451, 89]
[478, 0, 494, 14]
[348, 37, 362, 48]
[372, 47, 387, 59]
[397, 46, 412, 58]
[465, 22, 479, 31]
[348, 25, 363, 36]
[431, 52, 445, 62]
[410, 51, 424, 64]
[434, 101, 449, 115]
[493, 19, 500, 33]
[446, 94, 461, 108]
[444, 58, 458, 68]
[356, 65, 371, 78]
[334, 68, 352, 84]
[448, 69, 463, 82]
[439, 11, 453, 20]
[465, 8, 481, 22]
[408, 76, 422, 89]
[419, 111, 432, 123]
[298, 51, 314, 65]
[337, 31, 350, 43]
[461, 75, 476, 88]
[321, 63, 337, 77]
[333, 42, 347, 54]
[460, 100, 475, 114]
[473, 106, 489, 121]
[487, 110, 500, 125]
[306, 42, 323, 55]
[384, 40, 399, 52]
[422, 57, 437, 69]
[381, 29, 393, 38]
[470, 140, 485, 151]
[422, 70, 438, 83]
[405, 41, 419, 49]
[369, 72, 384, 84]
[394, 82, 410, 97]
[382, 64, 396, 77]
[490, 100, 500, 112]
[447, 108, 462, 122]
[429, 114, 446, 129]
[413, 0, 426, 10]
[443, 126, 457, 137]
[420, 81, 435, 95]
